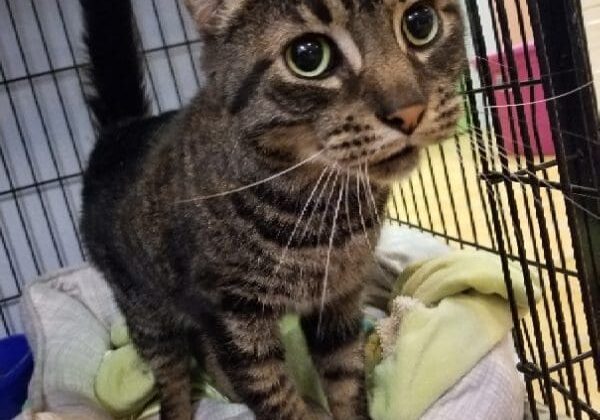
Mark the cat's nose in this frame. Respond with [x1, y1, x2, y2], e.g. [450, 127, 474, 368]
[380, 103, 426, 135]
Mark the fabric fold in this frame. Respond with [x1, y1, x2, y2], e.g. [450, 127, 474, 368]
[369, 250, 541, 420]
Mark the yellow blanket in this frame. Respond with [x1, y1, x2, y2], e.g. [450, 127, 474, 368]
[369, 251, 541, 420]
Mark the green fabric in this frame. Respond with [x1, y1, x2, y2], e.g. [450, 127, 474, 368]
[279, 315, 328, 410]
[94, 250, 540, 420]
[370, 251, 541, 420]
[95, 344, 156, 416]
[110, 318, 131, 349]
[95, 321, 211, 419]
[95, 319, 156, 417]
[396, 251, 535, 311]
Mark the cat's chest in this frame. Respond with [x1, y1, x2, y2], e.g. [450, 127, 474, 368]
[275, 228, 379, 308]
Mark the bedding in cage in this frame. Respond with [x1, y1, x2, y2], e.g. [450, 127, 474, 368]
[14, 226, 545, 420]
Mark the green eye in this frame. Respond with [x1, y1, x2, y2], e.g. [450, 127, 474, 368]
[286, 35, 334, 78]
[402, 3, 440, 47]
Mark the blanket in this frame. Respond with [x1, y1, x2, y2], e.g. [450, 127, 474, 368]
[19, 225, 543, 420]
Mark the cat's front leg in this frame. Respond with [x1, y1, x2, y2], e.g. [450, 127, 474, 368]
[302, 297, 370, 420]
[205, 300, 328, 420]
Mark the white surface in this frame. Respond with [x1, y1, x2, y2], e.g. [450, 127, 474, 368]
[422, 336, 525, 420]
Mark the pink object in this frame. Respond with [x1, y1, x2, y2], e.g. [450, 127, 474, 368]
[485, 43, 555, 155]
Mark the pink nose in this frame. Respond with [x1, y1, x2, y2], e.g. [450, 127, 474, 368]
[386, 104, 426, 135]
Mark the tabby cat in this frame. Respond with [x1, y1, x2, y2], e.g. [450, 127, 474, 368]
[79, 0, 466, 419]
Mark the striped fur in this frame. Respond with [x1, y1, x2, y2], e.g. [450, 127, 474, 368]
[80, 0, 466, 419]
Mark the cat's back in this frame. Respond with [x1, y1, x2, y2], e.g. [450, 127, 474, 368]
[81, 112, 176, 247]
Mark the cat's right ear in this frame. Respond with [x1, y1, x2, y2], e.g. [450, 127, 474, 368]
[185, 0, 243, 34]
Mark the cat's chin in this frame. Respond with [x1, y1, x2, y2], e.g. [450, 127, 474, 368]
[366, 145, 421, 184]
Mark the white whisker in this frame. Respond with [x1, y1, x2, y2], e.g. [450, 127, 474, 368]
[357, 162, 381, 227]
[483, 81, 594, 109]
[468, 110, 600, 147]
[364, 162, 381, 226]
[356, 166, 371, 244]
[465, 68, 600, 98]
[273, 167, 331, 277]
[473, 55, 514, 72]
[298, 169, 336, 244]
[344, 171, 353, 236]
[177, 149, 325, 203]
[457, 125, 600, 221]
[317, 169, 341, 241]
[318, 177, 345, 333]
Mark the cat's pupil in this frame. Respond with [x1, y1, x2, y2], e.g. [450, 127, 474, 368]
[405, 5, 436, 40]
[291, 38, 324, 72]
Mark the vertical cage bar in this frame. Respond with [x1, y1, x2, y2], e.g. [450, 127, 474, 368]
[453, 134, 479, 242]
[415, 168, 435, 230]
[437, 143, 465, 243]
[0, 61, 63, 270]
[526, 0, 600, 387]
[0, 306, 10, 336]
[171, 0, 201, 88]
[149, 0, 183, 106]
[463, 1, 559, 416]
[510, 0, 593, 404]
[423, 149, 449, 241]
[490, 1, 577, 413]
[0, 139, 42, 275]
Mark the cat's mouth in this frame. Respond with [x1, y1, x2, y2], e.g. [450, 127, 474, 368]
[371, 145, 418, 167]
[366, 144, 421, 182]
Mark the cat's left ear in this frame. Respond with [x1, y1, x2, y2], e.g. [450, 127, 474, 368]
[185, 0, 244, 34]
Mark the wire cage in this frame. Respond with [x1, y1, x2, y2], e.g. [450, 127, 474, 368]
[0, 0, 599, 419]
[0, 0, 203, 332]
[387, 0, 600, 419]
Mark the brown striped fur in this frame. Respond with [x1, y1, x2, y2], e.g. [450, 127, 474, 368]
[81, 0, 466, 419]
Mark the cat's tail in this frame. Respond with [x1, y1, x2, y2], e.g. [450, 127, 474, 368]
[80, 0, 150, 129]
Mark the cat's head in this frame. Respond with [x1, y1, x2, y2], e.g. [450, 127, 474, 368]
[186, 0, 466, 183]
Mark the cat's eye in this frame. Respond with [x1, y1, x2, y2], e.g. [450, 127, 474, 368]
[286, 35, 334, 79]
[402, 3, 440, 47]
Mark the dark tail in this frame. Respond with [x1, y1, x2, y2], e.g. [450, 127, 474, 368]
[80, 0, 150, 129]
